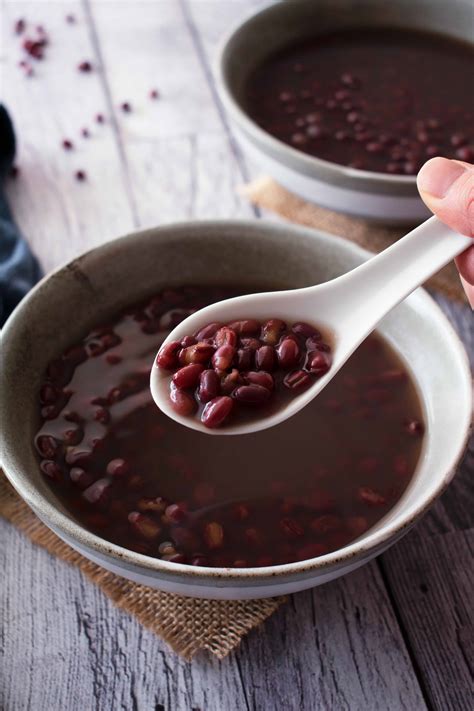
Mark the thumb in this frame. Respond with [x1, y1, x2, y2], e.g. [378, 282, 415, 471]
[417, 157, 474, 308]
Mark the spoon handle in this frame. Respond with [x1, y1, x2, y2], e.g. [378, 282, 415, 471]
[330, 216, 471, 334]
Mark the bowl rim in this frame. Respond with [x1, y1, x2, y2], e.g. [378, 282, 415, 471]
[214, 0, 471, 196]
[1, 219, 472, 583]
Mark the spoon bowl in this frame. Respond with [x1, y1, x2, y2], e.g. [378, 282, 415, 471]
[150, 216, 471, 435]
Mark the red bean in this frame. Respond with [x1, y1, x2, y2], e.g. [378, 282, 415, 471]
[239, 337, 261, 350]
[234, 348, 253, 370]
[455, 146, 473, 161]
[191, 556, 209, 566]
[198, 369, 220, 403]
[244, 371, 274, 391]
[262, 319, 286, 345]
[279, 90, 294, 102]
[357, 486, 386, 506]
[158, 541, 176, 556]
[41, 404, 62, 420]
[128, 512, 161, 539]
[292, 322, 321, 339]
[39, 460, 63, 481]
[82, 478, 111, 505]
[291, 132, 307, 145]
[155, 340, 181, 369]
[306, 350, 332, 376]
[220, 369, 241, 395]
[450, 132, 467, 147]
[162, 553, 187, 563]
[169, 383, 197, 416]
[180, 336, 197, 348]
[232, 503, 250, 520]
[106, 458, 130, 477]
[138, 497, 167, 513]
[204, 522, 224, 549]
[201, 396, 234, 428]
[306, 125, 324, 138]
[214, 326, 238, 348]
[173, 363, 204, 389]
[36, 435, 60, 458]
[179, 342, 214, 365]
[228, 319, 260, 335]
[405, 420, 424, 436]
[283, 370, 312, 390]
[340, 72, 360, 87]
[255, 345, 276, 371]
[39, 384, 59, 405]
[280, 517, 304, 538]
[163, 503, 187, 524]
[212, 345, 235, 371]
[233, 384, 271, 404]
[65, 447, 92, 466]
[277, 338, 300, 369]
[69, 466, 93, 488]
[194, 322, 222, 340]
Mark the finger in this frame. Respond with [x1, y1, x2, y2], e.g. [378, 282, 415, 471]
[417, 158, 474, 291]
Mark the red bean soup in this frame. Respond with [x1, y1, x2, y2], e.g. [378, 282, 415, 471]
[35, 285, 425, 568]
[155, 318, 333, 429]
[244, 28, 474, 174]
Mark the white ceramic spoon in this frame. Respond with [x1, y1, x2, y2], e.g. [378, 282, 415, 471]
[150, 216, 471, 435]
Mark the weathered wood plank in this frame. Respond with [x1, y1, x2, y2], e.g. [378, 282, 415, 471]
[1, 518, 428, 711]
[1, 520, 251, 711]
[2, 1, 136, 272]
[234, 562, 428, 711]
[381, 529, 474, 711]
[87, 0, 254, 226]
[88, 0, 222, 140]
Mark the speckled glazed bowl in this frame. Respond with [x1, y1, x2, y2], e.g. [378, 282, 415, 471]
[216, 0, 473, 224]
[1, 221, 471, 599]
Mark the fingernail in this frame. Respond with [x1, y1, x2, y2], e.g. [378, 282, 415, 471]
[417, 158, 467, 198]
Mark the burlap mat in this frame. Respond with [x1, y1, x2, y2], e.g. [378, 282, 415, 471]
[242, 177, 466, 304]
[1, 474, 285, 659]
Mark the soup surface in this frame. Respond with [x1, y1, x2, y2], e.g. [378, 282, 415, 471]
[244, 28, 474, 174]
[35, 285, 425, 567]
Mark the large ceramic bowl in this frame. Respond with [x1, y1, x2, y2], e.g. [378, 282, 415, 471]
[1, 221, 471, 599]
[216, 0, 473, 224]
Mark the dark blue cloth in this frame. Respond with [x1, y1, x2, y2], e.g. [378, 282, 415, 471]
[0, 105, 42, 326]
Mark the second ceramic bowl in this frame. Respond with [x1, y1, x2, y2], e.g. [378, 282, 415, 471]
[217, 0, 473, 224]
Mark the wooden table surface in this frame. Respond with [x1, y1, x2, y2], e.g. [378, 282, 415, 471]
[2, 2, 473, 710]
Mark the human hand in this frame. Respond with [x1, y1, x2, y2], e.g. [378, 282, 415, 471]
[417, 157, 474, 308]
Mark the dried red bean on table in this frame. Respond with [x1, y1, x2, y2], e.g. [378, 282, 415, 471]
[34, 284, 425, 568]
[244, 28, 473, 174]
[155, 319, 333, 428]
